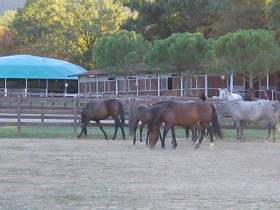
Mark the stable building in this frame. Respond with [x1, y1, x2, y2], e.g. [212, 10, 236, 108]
[74, 68, 280, 100]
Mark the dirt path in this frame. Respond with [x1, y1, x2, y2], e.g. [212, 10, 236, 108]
[0, 138, 280, 209]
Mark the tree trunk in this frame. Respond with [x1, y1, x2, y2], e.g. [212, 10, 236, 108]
[249, 72, 254, 89]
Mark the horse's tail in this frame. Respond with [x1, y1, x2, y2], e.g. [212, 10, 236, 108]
[210, 104, 223, 139]
[119, 101, 125, 125]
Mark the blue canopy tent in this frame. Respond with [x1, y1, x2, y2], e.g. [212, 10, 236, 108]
[0, 54, 87, 95]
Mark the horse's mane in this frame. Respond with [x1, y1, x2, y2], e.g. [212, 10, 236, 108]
[198, 93, 206, 101]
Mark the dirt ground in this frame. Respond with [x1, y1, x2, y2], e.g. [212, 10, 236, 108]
[1, 137, 280, 210]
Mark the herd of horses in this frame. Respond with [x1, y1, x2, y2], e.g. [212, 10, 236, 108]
[77, 88, 280, 150]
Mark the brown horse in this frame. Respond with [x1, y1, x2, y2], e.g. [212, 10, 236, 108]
[242, 87, 255, 101]
[133, 105, 163, 145]
[148, 101, 198, 144]
[148, 101, 223, 150]
[77, 99, 125, 140]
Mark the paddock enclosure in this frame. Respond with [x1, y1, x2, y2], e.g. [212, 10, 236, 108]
[1, 138, 280, 209]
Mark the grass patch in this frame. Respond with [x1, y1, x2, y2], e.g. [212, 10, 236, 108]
[0, 126, 278, 140]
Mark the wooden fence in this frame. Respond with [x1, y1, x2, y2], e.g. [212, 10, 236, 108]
[0, 93, 261, 137]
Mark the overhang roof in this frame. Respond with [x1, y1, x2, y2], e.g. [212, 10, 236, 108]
[0, 54, 87, 80]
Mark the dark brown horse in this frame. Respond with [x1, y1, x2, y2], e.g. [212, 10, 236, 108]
[77, 99, 125, 140]
[242, 87, 255, 101]
[148, 101, 223, 150]
[133, 105, 163, 145]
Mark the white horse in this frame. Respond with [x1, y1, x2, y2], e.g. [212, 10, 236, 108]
[218, 88, 242, 101]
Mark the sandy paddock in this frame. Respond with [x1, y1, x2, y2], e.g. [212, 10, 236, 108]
[1, 137, 280, 209]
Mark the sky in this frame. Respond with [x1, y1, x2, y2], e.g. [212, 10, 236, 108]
[0, 0, 25, 15]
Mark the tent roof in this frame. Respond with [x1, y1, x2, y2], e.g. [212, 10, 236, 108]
[0, 54, 87, 80]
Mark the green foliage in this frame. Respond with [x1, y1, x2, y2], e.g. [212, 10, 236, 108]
[0, 10, 17, 28]
[267, 0, 280, 41]
[124, 0, 231, 40]
[144, 32, 214, 74]
[214, 29, 280, 76]
[212, 0, 269, 38]
[10, 0, 129, 69]
[94, 30, 151, 73]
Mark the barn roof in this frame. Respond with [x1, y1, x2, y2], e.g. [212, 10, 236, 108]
[0, 54, 87, 80]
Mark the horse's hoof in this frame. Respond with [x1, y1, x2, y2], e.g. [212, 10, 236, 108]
[210, 143, 214, 150]
[194, 144, 200, 149]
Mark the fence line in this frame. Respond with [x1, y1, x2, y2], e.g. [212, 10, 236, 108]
[0, 93, 266, 137]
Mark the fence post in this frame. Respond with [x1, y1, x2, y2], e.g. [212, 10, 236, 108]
[73, 96, 78, 136]
[128, 97, 136, 137]
[17, 93, 21, 135]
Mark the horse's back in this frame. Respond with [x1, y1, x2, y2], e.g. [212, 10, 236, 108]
[217, 100, 278, 122]
[136, 105, 150, 122]
[160, 101, 212, 126]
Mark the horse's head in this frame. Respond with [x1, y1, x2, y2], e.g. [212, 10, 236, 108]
[148, 128, 159, 149]
[218, 88, 228, 100]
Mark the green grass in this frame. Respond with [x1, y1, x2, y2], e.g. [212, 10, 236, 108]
[0, 126, 278, 140]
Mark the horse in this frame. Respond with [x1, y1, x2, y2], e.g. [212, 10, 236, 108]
[133, 105, 163, 145]
[242, 87, 255, 101]
[198, 92, 207, 101]
[148, 101, 223, 150]
[216, 100, 280, 141]
[219, 88, 243, 101]
[77, 98, 126, 140]
[261, 90, 269, 100]
[149, 100, 199, 144]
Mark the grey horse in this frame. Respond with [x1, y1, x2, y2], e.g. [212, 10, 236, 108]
[217, 100, 280, 141]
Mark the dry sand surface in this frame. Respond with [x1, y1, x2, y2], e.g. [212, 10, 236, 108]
[1, 137, 280, 210]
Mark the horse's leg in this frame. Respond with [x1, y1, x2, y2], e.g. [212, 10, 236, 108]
[133, 120, 139, 145]
[194, 123, 206, 149]
[171, 126, 177, 149]
[185, 127, 190, 139]
[112, 118, 126, 140]
[139, 123, 145, 143]
[272, 127, 276, 143]
[207, 125, 214, 150]
[234, 120, 242, 140]
[191, 125, 198, 144]
[119, 119, 126, 140]
[240, 121, 245, 140]
[95, 120, 108, 140]
[161, 124, 171, 149]
[77, 120, 89, 139]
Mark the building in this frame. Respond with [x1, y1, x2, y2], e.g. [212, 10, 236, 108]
[0, 54, 87, 95]
[74, 69, 280, 100]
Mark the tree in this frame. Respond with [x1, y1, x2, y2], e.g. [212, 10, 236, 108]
[211, 0, 269, 38]
[214, 29, 280, 88]
[267, 0, 280, 41]
[0, 10, 18, 55]
[144, 32, 214, 75]
[123, 0, 231, 40]
[11, 0, 129, 69]
[94, 30, 151, 74]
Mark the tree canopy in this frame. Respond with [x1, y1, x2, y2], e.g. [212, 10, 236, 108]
[214, 29, 280, 87]
[267, 0, 280, 41]
[94, 30, 151, 74]
[144, 32, 214, 75]
[10, 0, 129, 69]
